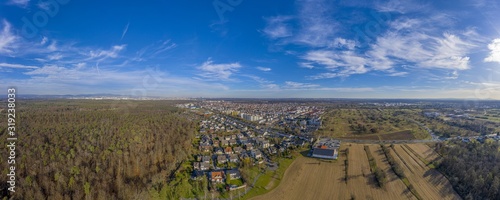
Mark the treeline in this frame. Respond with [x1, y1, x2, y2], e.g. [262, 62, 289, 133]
[364, 146, 386, 187]
[436, 141, 500, 199]
[382, 145, 422, 200]
[0, 100, 199, 199]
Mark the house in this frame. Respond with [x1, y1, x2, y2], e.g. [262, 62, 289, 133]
[199, 145, 211, 153]
[311, 148, 338, 160]
[217, 155, 228, 164]
[233, 146, 243, 154]
[202, 155, 211, 164]
[238, 138, 249, 145]
[224, 147, 233, 154]
[214, 147, 224, 154]
[210, 171, 225, 183]
[229, 139, 237, 146]
[294, 139, 306, 147]
[212, 140, 220, 147]
[245, 144, 254, 150]
[193, 162, 210, 171]
[229, 154, 239, 163]
[251, 150, 263, 159]
[261, 140, 270, 148]
[226, 169, 241, 180]
[267, 147, 277, 154]
[221, 140, 229, 147]
[193, 162, 202, 170]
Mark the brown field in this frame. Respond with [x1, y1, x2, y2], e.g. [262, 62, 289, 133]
[392, 145, 460, 200]
[251, 143, 460, 200]
[250, 146, 350, 200]
[406, 144, 440, 161]
[341, 130, 416, 140]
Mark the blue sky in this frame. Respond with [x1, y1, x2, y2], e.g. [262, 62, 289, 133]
[1, 0, 500, 99]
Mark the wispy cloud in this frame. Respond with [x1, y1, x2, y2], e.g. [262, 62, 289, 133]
[121, 23, 129, 40]
[299, 62, 315, 69]
[262, 0, 336, 47]
[330, 38, 356, 50]
[294, 0, 336, 47]
[262, 16, 294, 39]
[284, 81, 319, 89]
[88, 44, 126, 61]
[304, 15, 478, 79]
[0, 63, 38, 69]
[134, 39, 177, 61]
[245, 75, 279, 89]
[484, 38, 500, 63]
[374, 0, 428, 14]
[0, 20, 19, 55]
[197, 58, 241, 81]
[7, 0, 30, 7]
[256, 66, 271, 71]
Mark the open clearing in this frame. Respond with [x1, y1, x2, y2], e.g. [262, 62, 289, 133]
[251, 143, 460, 200]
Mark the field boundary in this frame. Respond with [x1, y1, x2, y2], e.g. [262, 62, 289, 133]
[403, 144, 436, 169]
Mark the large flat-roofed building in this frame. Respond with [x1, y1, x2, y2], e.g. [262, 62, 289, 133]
[310, 138, 340, 160]
[311, 147, 338, 159]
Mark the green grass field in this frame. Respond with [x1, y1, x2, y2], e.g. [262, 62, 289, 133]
[241, 155, 297, 199]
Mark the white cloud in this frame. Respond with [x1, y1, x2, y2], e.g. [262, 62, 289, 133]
[331, 38, 356, 50]
[48, 53, 63, 60]
[121, 23, 130, 40]
[299, 62, 315, 69]
[256, 66, 271, 71]
[0, 63, 38, 69]
[262, 0, 336, 47]
[262, 16, 293, 39]
[374, 0, 428, 14]
[197, 58, 241, 81]
[295, 0, 336, 47]
[303, 50, 371, 78]
[284, 81, 319, 89]
[246, 75, 279, 89]
[304, 22, 477, 79]
[0, 20, 19, 54]
[7, 0, 30, 7]
[484, 38, 500, 63]
[89, 45, 126, 61]
[40, 37, 48, 45]
[387, 71, 408, 77]
[134, 39, 176, 61]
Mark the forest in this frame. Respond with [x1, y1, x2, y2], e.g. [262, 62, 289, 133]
[0, 100, 199, 199]
[435, 141, 500, 200]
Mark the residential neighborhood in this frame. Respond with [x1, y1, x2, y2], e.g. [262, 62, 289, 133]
[184, 102, 317, 195]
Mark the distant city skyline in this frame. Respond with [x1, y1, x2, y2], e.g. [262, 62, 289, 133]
[1, 0, 500, 99]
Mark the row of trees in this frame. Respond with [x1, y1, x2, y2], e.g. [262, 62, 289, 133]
[0, 100, 199, 199]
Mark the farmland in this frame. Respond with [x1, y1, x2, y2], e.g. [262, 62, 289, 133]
[251, 143, 460, 200]
[315, 109, 430, 139]
[341, 130, 416, 141]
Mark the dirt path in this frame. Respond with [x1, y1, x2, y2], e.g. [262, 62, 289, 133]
[393, 145, 461, 200]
